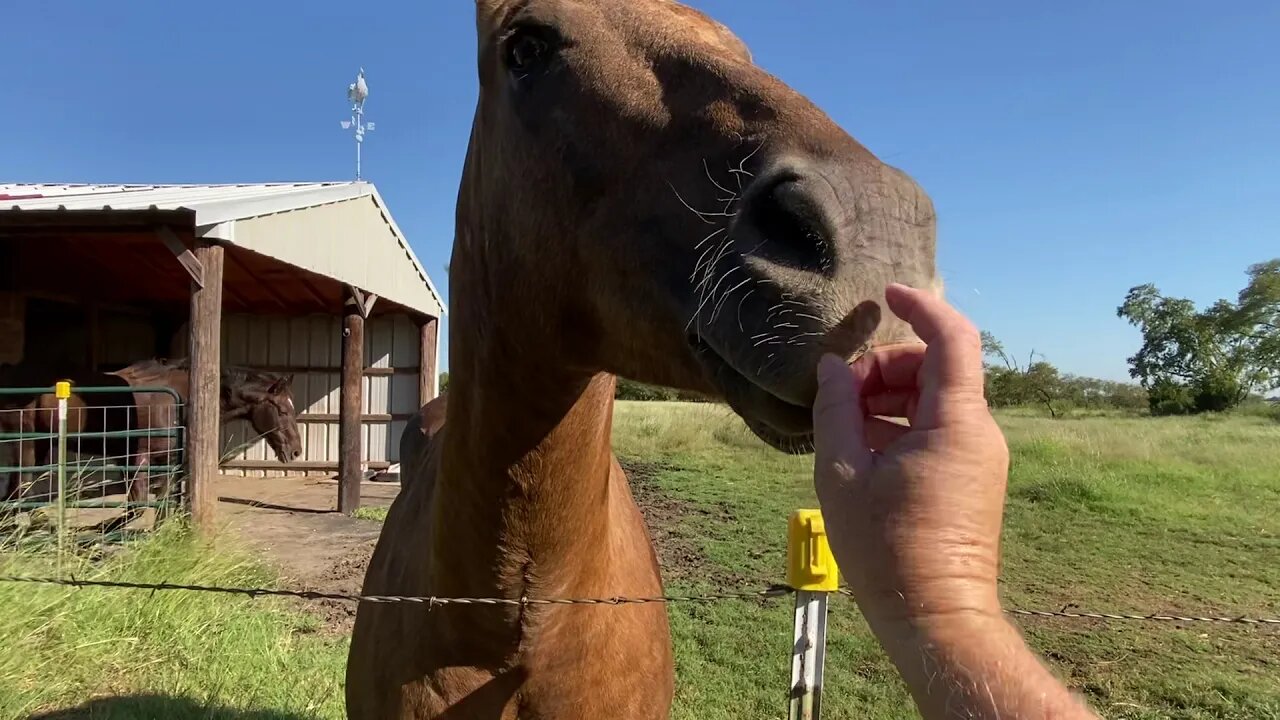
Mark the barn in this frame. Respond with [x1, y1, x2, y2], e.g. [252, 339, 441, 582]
[0, 182, 445, 520]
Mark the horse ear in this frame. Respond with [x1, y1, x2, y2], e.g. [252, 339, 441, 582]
[268, 374, 292, 395]
[475, 0, 510, 23]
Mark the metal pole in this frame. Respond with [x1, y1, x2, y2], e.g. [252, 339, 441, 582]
[787, 509, 839, 720]
[790, 590, 830, 720]
[55, 381, 70, 575]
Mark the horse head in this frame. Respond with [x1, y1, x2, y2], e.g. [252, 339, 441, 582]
[235, 371, 303, 463]
[457, 0, 940, 452]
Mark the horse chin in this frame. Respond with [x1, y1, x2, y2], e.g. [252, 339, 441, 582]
[741, 416, 815, 456]
[688, 337, 816, 455]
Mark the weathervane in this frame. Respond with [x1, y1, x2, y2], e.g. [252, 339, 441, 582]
[340, 67, 375, 180]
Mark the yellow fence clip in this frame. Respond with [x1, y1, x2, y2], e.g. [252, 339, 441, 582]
[55, 381, 72, 400]
[787, 509, 839, 592]
[787, 508, 837, 720]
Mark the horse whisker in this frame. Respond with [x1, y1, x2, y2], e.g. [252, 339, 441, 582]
[668, 182, 735, 224]
[737, 288, 756, 333]
[703, 158, 736, 199]
[699, 266, 741, 321]
[710, 277, 752, 324]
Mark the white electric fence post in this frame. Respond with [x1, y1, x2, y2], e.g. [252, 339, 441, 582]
[787, 509, 840, 720]
[55, 380, 71, 576]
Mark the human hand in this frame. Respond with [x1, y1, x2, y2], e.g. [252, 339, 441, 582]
[812, 283, 1010, 632]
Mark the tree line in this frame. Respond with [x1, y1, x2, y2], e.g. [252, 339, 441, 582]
[979, 333, 1148, 416]
[982, 257, 1278, 416]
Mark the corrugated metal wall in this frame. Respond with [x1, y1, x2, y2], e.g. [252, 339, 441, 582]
[216, 312, 421, 478]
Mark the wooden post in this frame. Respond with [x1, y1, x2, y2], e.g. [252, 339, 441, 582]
[339, 294, 366, 514]
[419, 315, 439, 405]
[187, 242, 224, 533]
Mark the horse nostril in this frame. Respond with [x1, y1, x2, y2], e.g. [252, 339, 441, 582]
[741, 175, 833, 274]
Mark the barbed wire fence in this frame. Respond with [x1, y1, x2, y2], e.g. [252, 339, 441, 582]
[0, 573, 1275, 626]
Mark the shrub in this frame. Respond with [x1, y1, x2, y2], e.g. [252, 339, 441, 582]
[1192, 371, 1243, 413]
[1148, 378, 1195, 416]
[615, 377, 716, 403]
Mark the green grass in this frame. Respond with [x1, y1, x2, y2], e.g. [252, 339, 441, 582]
[1, 402, 1277, 719]
[350, 505, 388, 523]
[0, 524, 348, 719]
[614, 402, 1280, 720]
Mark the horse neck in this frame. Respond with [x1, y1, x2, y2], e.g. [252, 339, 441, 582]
[213, 366, 253, 421]
[432, 296, 622, 598]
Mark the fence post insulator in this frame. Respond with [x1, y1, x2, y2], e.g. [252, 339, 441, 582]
[55, 381, 71, 400]
[787, 509, 840, 592]
[788, 508, 838, 720]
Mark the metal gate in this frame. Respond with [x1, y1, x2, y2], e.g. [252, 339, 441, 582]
[0, 382, 185, 547]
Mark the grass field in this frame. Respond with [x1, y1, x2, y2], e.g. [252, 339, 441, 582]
[2, 402, 1277, 719]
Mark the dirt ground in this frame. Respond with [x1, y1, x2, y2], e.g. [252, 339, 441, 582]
[217, 460, 708, 633]
[215, 474, 397, 632]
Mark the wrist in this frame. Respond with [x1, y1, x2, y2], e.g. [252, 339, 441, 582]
[871, 611, 1098, 719]
[868, 606, 1011, 663]
[851, 578, 1003, 640]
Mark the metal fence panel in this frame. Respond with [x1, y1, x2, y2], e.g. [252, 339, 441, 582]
[0, 384, 186, 550]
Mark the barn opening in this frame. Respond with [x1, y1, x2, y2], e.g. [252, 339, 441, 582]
[0, 182, 445, 523]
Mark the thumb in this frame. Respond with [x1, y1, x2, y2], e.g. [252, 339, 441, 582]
[813, 353, 872, 478]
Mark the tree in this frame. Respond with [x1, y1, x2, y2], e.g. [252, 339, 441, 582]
[438, 371, 449, 394]
[1116, 258, 1280, 414]
[980, 331, 1063, 417]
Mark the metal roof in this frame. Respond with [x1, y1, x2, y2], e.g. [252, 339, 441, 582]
[0, 182, 446, 318]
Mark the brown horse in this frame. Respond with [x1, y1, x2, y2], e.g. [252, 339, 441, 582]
[3, 359, 303, 531]
[346, 2, 938, 718]
[102, 357, 303, 519]
[395, 392, 448, 491]
[0, 393, 87, 500]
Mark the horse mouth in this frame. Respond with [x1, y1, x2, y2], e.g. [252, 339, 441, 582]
[688, 336, 816, 455]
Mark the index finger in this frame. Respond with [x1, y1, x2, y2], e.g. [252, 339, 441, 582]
[883, 283, 985, 389]
[883, 284, 987, 427]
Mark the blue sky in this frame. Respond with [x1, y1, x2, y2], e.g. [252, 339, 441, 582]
[4, 1, 1277, 382]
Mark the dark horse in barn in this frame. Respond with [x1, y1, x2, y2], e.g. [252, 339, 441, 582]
[2, 357, 302, 530]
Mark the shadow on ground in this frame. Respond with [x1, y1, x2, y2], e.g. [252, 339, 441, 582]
[27, 694, 316, 720]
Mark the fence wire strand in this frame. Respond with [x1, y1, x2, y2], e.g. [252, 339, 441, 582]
[0, 574, 1275, 625]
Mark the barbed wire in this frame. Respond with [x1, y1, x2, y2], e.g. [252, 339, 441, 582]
[1000, 606, 1280, 625]
[0, 574, 1276, 625]
[0, 575, 792, 606]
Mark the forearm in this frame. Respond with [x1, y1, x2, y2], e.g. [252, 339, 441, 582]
[874, 614, 1099, 720]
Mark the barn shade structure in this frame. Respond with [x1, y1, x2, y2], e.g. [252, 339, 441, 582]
[0, 182, 445, 523]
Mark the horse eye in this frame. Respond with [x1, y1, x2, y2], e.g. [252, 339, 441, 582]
[505, 31, 552, 74]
